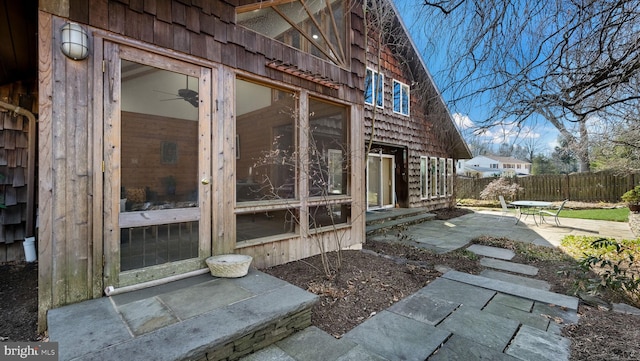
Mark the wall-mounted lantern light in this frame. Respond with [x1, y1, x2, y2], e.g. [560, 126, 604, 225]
[60, 22, 89, 60]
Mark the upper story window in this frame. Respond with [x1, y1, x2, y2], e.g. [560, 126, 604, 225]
[237, 0, 348, 67]
[365, 68, 384, 108]
[393, 80, 409, 116]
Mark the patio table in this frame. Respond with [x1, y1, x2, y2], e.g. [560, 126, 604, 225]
[509, 200, 552, 225]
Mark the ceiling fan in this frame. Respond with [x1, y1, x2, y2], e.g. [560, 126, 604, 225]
[156, 76, 199, 107]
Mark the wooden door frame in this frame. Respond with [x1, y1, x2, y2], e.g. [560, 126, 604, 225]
[367, 152, 395, 210]
[101, 41, 213, 289]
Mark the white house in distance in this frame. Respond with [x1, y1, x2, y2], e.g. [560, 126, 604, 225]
[457, 155, 532, 178]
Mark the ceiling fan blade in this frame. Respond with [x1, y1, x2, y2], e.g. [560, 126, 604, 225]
[153, 90, 179, 96]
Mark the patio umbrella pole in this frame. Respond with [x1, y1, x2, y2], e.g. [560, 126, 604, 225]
[104, 268, 210, 296]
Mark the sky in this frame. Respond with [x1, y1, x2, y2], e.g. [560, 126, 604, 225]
[393, 0, 561, 156]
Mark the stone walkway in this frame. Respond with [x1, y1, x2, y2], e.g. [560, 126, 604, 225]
[368, 208, 636, 252]
[243, 244, 579, 361]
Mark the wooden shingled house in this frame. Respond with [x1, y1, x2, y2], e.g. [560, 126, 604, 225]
[0, 0, 469, 332]
[363, 1, 471, 211]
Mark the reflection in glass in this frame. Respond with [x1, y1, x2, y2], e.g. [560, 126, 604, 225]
[236, 210, 297, 242]
[309, 98, 348, 197]
[120, 60, 198, 211]
[236, 79, 296, 202]
[237, 0, 347, 66]
[309, 204, 349, 228]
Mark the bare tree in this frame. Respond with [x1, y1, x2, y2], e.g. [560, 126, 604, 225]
[407, 0, 640, 172]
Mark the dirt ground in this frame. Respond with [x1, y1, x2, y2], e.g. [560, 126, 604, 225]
[2, 207, 639, 360]
[0, 262, 39, 341]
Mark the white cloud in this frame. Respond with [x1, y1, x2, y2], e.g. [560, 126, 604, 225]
[453, 113, 474, 129]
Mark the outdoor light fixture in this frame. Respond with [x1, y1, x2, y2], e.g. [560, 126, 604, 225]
[60, 22, 89, 60]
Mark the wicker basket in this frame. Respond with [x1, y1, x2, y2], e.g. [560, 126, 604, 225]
[205, 254, 253, 278]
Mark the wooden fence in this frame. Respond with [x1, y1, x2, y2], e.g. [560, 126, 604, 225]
[456, 172, 640, 202]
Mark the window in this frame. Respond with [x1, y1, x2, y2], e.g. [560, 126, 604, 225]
[447, 158, 454, 196]
[309, 98, 349, 198]
[393, 80, 409, 116]
[430, 157, 438, 197]
[235, 79, 297, 242]
[365, 68, 384, 108]
[237, 0, 348, 67]
[439, 158, 446, 197]
[235, 79, 352, 241]
[420, 156, 429, 199]
[421, 156, 454, 199]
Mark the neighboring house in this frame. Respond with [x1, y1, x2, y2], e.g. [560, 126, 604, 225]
[0, 0, 469, 332]
[458, 155, 532, 178]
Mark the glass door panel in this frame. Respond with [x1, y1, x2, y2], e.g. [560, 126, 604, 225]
[367, 155, 381, 209]
[382, 157, 394, 207]
[367, 154, 394, 210]
[119, 60, 200, 272]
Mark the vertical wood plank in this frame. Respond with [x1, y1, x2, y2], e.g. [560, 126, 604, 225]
[215, 67, 234, 255]
[102, 41, 122, 289]
[198, 66, 213, 262]
[37, 11, 55, 333]
[91, 36, 105, 298]
[66, 58, 89, 303]
[350, 104, 365, 246]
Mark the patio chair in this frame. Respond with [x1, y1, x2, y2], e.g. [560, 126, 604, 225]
[539, 199, 568, 226]
[499, 195, 516, 221]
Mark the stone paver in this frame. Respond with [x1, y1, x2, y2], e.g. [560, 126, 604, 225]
[387, 293, 459, 325]
[117, 297, 179, 336]
[442, 271, 579, 310]
[241, 346, 297, 361]
[480, 257, 539, 276]
[417, 278, 496, 309]
[48, 298, 133, 361]
[532, 302, 579, 325]
[428, 334, 521, 361]
[612, 302, 640, 315]
[505, 325, 571, 361]
[275, 326, 358, 361]
[344, 310, 450, 361]
[489, 293, 534, 312]
[436, 305, 520, 350]
[467, 244, 515, 260]
[480, 269, 551, 290]
[483, 301, 550, 331]
[159, 279, 252, 319]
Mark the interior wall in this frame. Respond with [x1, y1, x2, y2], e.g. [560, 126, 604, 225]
[121, 111, 198, 202]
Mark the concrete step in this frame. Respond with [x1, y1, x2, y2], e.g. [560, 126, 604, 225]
[365, 208, 431, 226]
[48, 270, 318, 361]
[366, 212, 436, 236]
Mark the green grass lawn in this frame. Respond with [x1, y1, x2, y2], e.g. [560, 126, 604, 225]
[559, 207, 629, 222]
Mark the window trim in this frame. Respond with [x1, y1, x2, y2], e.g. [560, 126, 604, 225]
[365, 68, 384, 109]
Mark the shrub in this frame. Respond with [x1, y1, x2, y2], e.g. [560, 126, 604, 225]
[479, 177, 523, 201]
[574, 238, 640, 305]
